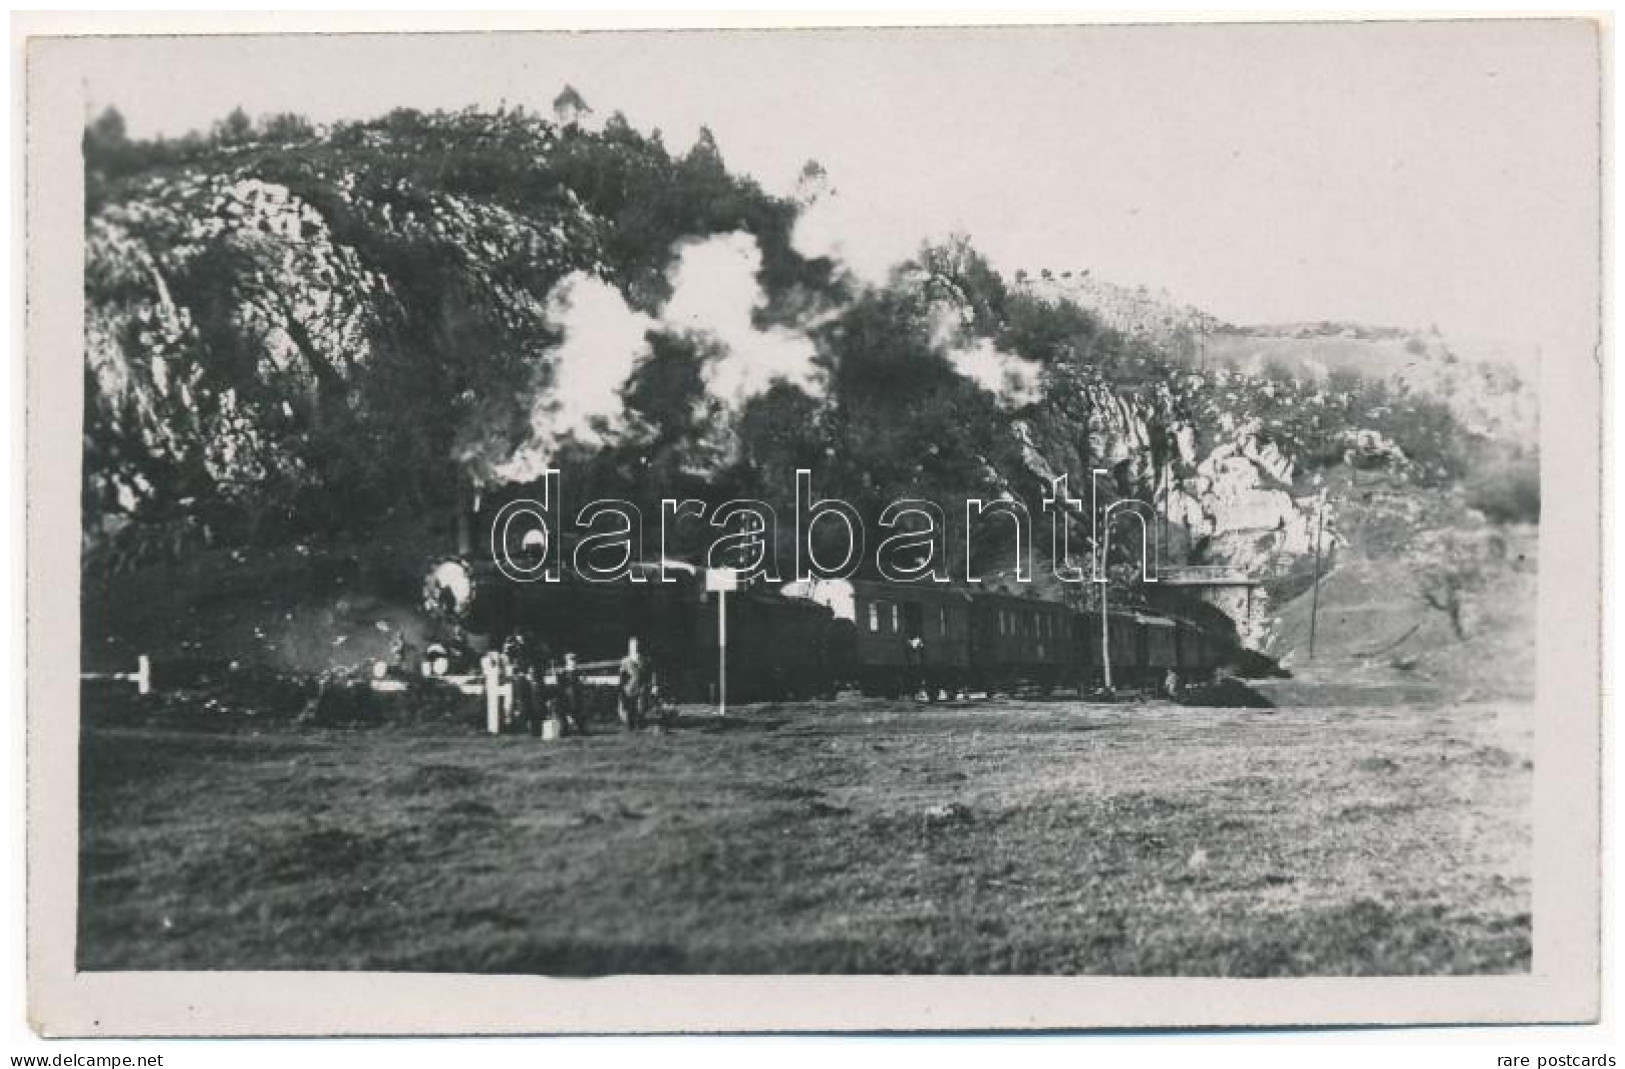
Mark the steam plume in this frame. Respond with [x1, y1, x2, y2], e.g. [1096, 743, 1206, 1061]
[927, 302, 1043, 408]
[665, 232, 822, 406]
[479, 273, 656, 485]
[468, 232, 824, 484]
[949, 338, 1044, 407]
[792, 163, 1044, 407]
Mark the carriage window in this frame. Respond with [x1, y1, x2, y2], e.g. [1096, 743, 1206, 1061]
[867, 601, 880, 633]
[891, 603, 901, 633]
[938, 606, 948, 635]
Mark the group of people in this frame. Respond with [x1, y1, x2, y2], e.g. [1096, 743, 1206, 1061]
[499, 632, 666, 736]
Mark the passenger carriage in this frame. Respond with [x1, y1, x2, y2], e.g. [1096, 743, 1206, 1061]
[781, 577, 973, 697]
[968, 591, 1079, 693]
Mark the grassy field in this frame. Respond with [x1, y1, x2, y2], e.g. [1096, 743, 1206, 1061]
[78, 692, 1531, 975]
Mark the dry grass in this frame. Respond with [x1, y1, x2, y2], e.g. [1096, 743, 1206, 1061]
[77, 692, 1531, 975]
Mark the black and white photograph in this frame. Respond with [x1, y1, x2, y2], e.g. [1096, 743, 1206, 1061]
[19, 13, 1605, 1036]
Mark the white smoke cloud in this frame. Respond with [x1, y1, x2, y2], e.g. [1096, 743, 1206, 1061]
[664, 232, 822, 406]
[949, 337, 1044, 408]
[789, 184, 921, 286]
[790, 165, 1042, 407]
[475, 232, 825, 484]
[486, 273, 656, 484]
[545, 275, 658, 443]
[546, 276, 653, 441]
[926, 302, 1043, 408]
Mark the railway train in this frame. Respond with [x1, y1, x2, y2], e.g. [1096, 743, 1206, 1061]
[777, 577, 1235, 698]
[421, 553, 838, 701]
[419, 553, 1247, 702]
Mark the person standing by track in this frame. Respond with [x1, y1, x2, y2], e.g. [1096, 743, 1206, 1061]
[617, 637, 655, 731]
[503, 630, 548, 735]
[554, 651, 588, 736]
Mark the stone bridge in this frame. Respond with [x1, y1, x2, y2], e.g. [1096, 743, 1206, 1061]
[1154, 559, 1292, 649]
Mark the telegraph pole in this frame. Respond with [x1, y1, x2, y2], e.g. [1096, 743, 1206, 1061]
[1308, 500, 1325, 660]
[1099, 572, 1113, 691]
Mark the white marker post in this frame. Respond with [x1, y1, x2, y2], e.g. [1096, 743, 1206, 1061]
[481, 651, 505, 735]
[82, 654, 152, 695]
[705, 567, 739, 716]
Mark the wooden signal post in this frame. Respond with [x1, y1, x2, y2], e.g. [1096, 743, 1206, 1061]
[705, 567, 739, 715]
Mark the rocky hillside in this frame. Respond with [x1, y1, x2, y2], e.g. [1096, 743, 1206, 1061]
[83, 102, 836, 568]
[82, 104, 1539, 696]
[1267, 478, 1538, 700]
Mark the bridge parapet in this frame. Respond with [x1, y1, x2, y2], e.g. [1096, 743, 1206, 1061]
[1156, 564, 1261, 586]
[1157, 554, 1296, 585]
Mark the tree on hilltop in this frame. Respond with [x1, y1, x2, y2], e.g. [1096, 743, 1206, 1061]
[553, 85, 592, 126]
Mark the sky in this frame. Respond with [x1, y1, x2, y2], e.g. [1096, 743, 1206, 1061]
[70, 19, 1601, 364]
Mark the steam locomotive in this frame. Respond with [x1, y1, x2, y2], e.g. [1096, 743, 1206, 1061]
[422, 553, 837, 700]
[419, 555, 1245, 702]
